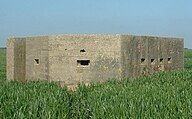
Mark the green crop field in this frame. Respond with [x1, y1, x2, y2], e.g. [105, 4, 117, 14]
[0, 48, 192, 118]
[185, 48, 192, 70]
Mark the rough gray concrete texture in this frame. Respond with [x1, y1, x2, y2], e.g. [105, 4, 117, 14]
[6, 34, 184, 86]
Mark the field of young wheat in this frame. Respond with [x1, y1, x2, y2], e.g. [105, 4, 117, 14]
[0, 48, 192, 118]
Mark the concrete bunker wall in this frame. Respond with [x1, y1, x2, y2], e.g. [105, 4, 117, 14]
[7, 38, 26, 81]
[7, 36, 49, 81]
[48, 35, 122, 85]
[120, 35, 184, 78]
[7, 35, 184, 86]
[25, 36, 49, 81]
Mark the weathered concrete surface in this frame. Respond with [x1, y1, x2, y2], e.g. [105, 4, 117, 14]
[120, 35, 184, 78]
[6, 34, 184, 86]
[7, 38, 15, 81]
[25, 36, 49, 81]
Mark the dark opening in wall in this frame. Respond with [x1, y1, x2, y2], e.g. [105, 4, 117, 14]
[151, 59, 155, 64]
[34, 59, 39, 64]
[141, 58, 146, 63]
[160, 58, 164, 63]
[168, 57, 172, 63]
[77, 60, 90, 66]
[80, 49, 86, 52]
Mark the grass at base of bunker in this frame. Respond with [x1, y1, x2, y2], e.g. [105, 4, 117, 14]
[0, 48, 192, 118]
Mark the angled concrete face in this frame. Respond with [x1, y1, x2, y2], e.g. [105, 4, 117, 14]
[120, 35, 184, 78]
[7, 38, 26, 81]
[7, 38, 15, 81]
[6, 34, 184, 85]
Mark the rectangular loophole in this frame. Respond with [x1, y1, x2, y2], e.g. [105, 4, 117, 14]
[80, 49, 86, 52]
[151, 59, 155, 64]
[34, 59, 39, 65]
[77, 60, 90, 66]
[141, 58, 146, 64]
[168, 57, 172, 63]
[160, 58, 163, 63]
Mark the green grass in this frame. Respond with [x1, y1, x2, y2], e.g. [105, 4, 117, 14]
[0, 48, 6, 83]
[185, 48, 192, 69]
[0, 48, 192, 118]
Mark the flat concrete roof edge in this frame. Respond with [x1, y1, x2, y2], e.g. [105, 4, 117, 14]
[7, 34, 184, 40]
[121, 34, 184, 40]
